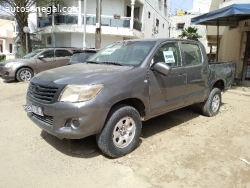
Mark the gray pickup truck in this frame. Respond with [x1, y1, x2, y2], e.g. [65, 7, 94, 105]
[23, 39, 236, 158]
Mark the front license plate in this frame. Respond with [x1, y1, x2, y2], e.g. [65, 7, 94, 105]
[23, 104, 44, 116]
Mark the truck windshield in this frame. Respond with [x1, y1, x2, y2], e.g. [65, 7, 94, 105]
[23, 50, 43, 59]
[70, 53, 94, 63]
[88, 41, 156, 67]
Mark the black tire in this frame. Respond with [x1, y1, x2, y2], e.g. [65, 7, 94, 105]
[202, 88, 221, 117]
[96, 104, 142, 158]
[16, 68, 34, 82]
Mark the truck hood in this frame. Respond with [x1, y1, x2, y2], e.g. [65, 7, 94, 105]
[34, 63, 134, 85]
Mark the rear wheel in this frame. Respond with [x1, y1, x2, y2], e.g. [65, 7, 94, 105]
[16, 68, 34, 82]
[96, 104, 142, 158]
[202, 88, 221, 117]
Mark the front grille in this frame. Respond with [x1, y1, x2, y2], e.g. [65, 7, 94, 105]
[30, 113, 53, 126]
[29, 82, 59, 103]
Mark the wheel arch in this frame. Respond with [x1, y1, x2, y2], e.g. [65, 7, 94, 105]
[212, 79, 225, 91]
[109, 98, 146, 119]
[15, 66, 34, 79]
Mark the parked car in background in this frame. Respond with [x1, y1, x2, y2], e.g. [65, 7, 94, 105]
[67, 49, 99, 65]
[24, 39, 236, 158]
[0, 48, 75, 82]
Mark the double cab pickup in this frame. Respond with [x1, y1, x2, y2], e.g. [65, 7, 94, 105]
[24, 39, 236, 158]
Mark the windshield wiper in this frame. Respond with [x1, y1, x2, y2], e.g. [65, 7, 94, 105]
[85, 61, 100, 64]
[101, 62, 123, 66]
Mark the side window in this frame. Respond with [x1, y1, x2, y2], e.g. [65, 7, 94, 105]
[181, 43, 202, 66]
[41, 50, 54, 58]
[55, 50, 72, 57]
[153, 42, 181, 68]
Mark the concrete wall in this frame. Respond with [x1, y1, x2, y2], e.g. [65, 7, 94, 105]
[142, 0, 169, 38]
[219, 0, 250, 8]
[219, 27, 241, 62]
[0, 18, 15, 59]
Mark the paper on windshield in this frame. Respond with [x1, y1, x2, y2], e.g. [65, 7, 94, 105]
[102, 49, 116, 55]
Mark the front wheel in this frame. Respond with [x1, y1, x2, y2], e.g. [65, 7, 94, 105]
[16, 68, 34, 82]
[96, 104, 142, 158]
[202, 88, 221, 117]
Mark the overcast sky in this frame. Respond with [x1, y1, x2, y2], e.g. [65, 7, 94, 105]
[170, 0, 193, 15]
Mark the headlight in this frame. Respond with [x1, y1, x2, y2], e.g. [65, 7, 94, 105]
[4, 62, 14, 68]
[58, 84, 103, 102]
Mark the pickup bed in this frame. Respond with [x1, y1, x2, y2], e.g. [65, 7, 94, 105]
[24, 39, 236, 158]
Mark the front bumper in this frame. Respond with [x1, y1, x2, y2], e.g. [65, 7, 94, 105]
[26, 96, 109, 139]
[1, 67, 15, 81]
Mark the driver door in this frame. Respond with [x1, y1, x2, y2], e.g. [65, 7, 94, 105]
[149, 42, 187, 117]
[36, 50, 56, 73]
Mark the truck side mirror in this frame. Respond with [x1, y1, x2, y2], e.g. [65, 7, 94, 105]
[152, 62, 172, 76]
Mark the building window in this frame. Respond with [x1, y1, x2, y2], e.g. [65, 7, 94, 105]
[0, 44, 2, 53]
[148, 12, 151, 18]
[163, 24, 164, 28]
[177, 23, 185, 30]
[156, 19, 159, 27]
[9, 44, 12, 53]
[47, 36, 52, 45]
[55, 50, 72, 57]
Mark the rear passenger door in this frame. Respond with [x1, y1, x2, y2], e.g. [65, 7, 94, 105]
[36, 50, 56, 73]
[55, 50, 72, 67]
[181, 42, 207, 106]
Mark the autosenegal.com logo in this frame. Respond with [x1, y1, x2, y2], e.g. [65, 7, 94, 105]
[5, 4, 79, 15]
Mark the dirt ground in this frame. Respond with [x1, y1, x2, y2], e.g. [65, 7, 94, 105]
[0, 79, 250, 188]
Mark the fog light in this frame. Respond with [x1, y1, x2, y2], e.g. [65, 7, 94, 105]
[71, 120, 80, 129]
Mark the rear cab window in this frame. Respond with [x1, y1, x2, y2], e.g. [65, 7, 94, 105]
[181, 43, 203, 66]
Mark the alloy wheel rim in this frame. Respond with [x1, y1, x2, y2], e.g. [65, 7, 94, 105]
[112, 116, 136, 148]
[20, 70, 31, 81]
[212, 94, 220, 113]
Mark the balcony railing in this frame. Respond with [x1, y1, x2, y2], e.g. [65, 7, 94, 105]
[85, 15, 130, 28]
[38, 14, 141, 31]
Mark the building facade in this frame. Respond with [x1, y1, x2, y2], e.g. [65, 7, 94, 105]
[34, 0, 170, 49]
[0, 15, 17, 60]
[169, 0, 212, 53]
[169, 14, 209, 53]
[206, 0, 250, 85]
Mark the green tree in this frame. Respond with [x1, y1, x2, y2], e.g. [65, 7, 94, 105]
[0, 0, 63, 53]
[178, 26, 202, 41]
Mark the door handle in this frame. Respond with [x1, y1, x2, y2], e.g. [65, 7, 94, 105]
[179, 73, 186, 77]
[202, 70, 208, 74]
[202, 68, 208, 74]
